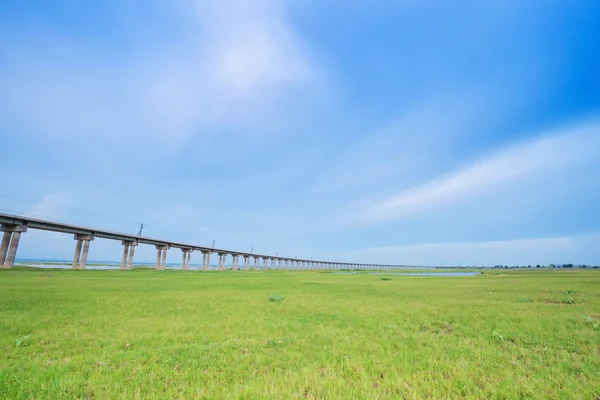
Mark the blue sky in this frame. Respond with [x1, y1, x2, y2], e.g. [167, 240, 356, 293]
[1, 0, 599, 266]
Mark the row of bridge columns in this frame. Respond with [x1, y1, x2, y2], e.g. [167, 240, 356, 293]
[1, 222, 452, 271]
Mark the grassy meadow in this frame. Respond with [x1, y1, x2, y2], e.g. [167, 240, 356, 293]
[1, 268, 599, 399]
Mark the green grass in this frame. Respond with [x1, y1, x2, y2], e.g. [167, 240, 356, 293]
[1, 268, 599, 399]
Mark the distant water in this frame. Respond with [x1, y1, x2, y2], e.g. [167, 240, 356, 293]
[14, 259, 224, 271]
[372, 272, 480, 277]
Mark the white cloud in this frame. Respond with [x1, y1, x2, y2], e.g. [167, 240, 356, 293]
[356, 120, 600, 224]
[195, 0, 315, 96]
[27, 193, 74, 220]
[336, 234, 600, 266]
[0, 0, 320, 148]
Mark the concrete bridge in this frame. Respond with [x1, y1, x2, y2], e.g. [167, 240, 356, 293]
[0, 212, 456, 270]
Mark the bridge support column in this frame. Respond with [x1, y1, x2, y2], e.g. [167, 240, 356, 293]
[181, 249, 193, 270]
[161, 246, 168, 269]
[232, 254, 239, 271]
[72, 234, 93, 270]
[243, 255, 250, 270]
[120, 240, 137, 270]
[0, 224, 27, 268]
[155, 246, 162, 270]
[120, 241, 130, 270]
[127, 241, 136, 269]
[262, 257, 268, 270]
[155, 245, 168, 270]
[278, 259, 282, 269]
[201, 251, 210, 270]
[218, 253, 226, 271]
[253, 256, 259, 270]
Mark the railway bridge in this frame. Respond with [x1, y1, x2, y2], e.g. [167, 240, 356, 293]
[0, 212, 454, 270]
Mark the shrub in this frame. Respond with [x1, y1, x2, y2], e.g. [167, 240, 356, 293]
[269, 294, 284, 302]
[561, 297, 577, 304]
[518, 298, 533, 303]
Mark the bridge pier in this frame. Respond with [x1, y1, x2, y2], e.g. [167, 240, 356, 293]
[120, 242, 129, 269]
[253, 256, 259, 270]
[218, 253, 226, 271]
[127, 241, 136, 269]
[232, 254, 239, 271]
[155, 245, 168, 270]
[0, 224, 27, 268]
[72, 234, 94, 270]
[243, 255, 250, 270]
[201, 250, 210, 270]
[120, 240, 137, 270]
[181, 248, 193, 270]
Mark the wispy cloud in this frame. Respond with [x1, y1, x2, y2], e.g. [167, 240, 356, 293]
[195, 227, 211, 232]
[354, 120, 600, 225]
[193, 0, 315, 96]
[0, 0, 321, 149]
[27, 193, 74, 220]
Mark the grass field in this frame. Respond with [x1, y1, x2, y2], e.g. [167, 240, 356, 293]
[1, 268, 599, 399]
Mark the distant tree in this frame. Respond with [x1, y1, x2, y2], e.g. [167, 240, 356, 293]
[536, 265, 541, 268]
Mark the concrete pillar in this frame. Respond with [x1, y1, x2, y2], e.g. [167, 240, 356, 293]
[201, 251, 210, 270]
[232, 255, 239, 271]
[0, 224, 28, 268]
[4, 231, 21, 268]
[254, 257, 260, 270]
[186, 250, 193, 270]
[127, 243, 136, 269]
[71, 234, 93, 270]
[155, 246, 163, 270]
[263, 257, 268, 269]
[218, 253, 226, 271]
[181, 249, 188, 270]
[73, 239, 83, 269]
[0, 231, 11, 265]
[180, 249, 193, 270]
[243, 255, 250, 270]
[79, 239, 91, 269]
[161, 246, 168, 270]
[120, 242, 130, 270]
